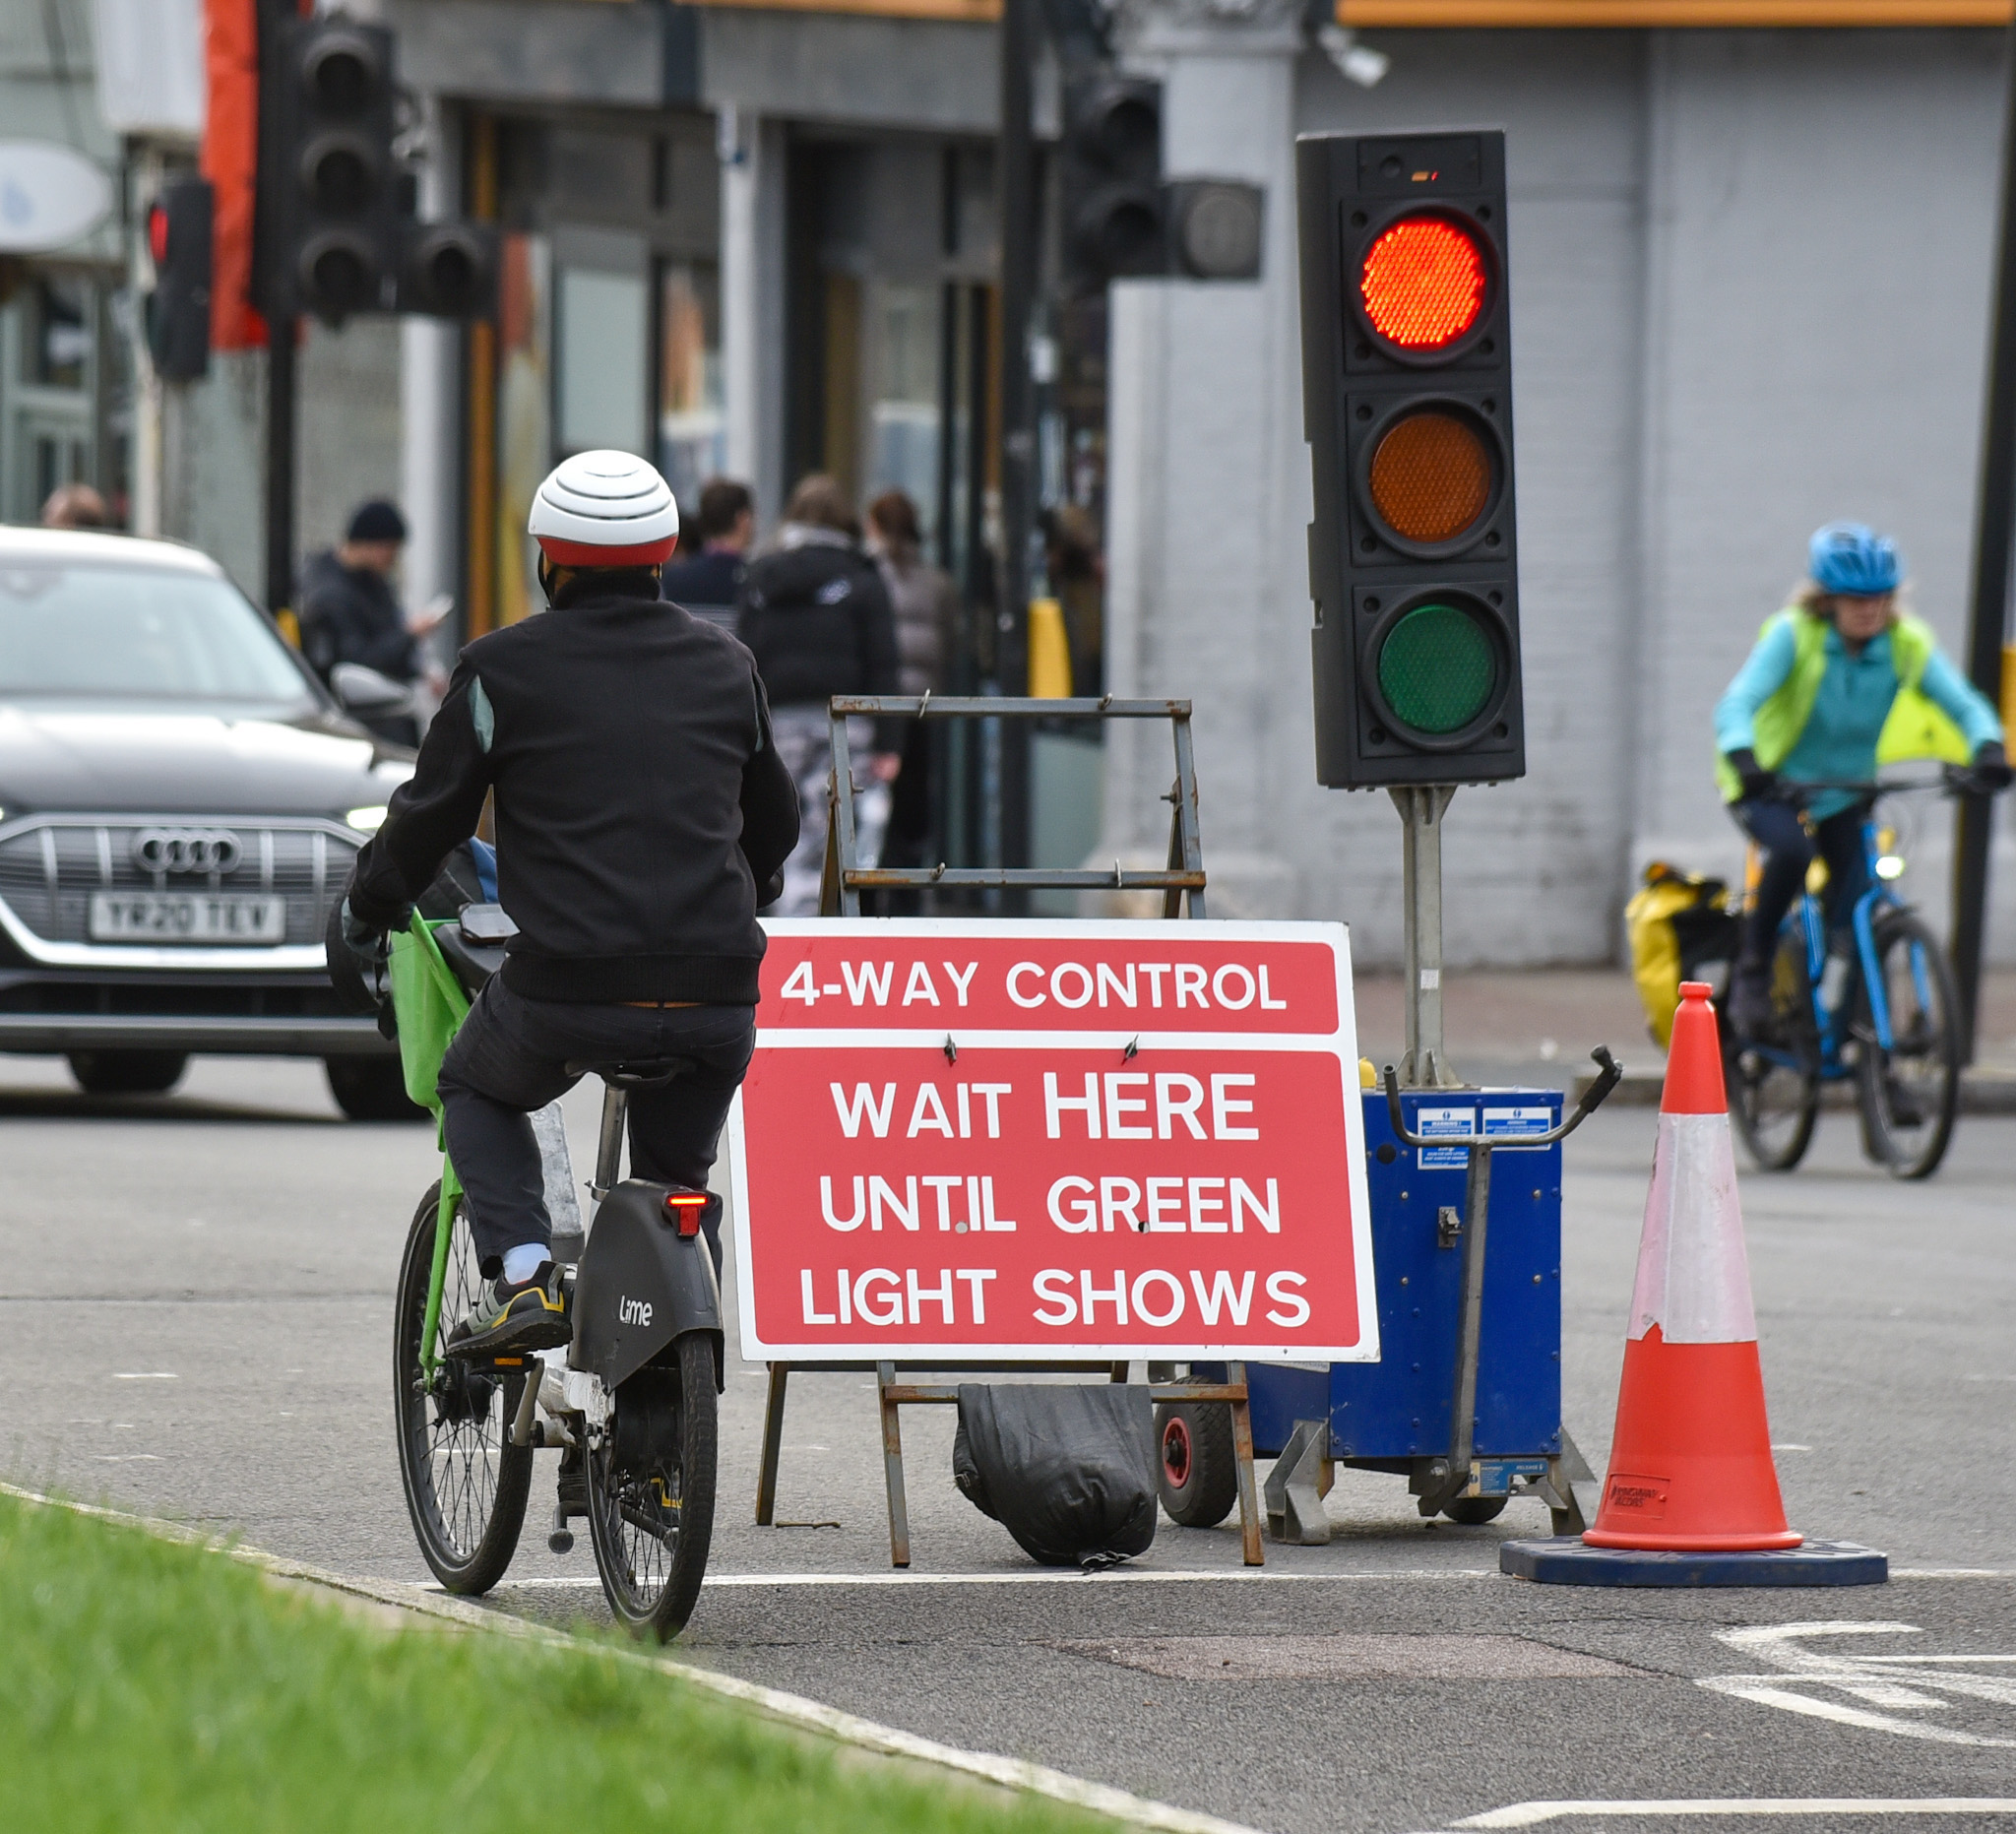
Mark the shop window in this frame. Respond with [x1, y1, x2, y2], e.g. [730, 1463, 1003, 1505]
[868, 282, 940, 544]
[25, 278, 91, 390]
[658, 260, 723, 511]
[556, 265, 649, 456]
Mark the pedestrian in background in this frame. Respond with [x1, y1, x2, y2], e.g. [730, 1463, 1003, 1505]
[662, 476, 756, 629]
[39, 482, 111, 530]
[299, 499, 449, 747]
[865, 488, 958, 895]
[736, 474, 902, 915]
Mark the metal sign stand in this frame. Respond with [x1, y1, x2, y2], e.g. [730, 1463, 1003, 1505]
[751, 695, 1265, 1568]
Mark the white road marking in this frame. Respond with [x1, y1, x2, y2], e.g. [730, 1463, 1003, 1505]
[111, 1371, 176, 1379]
[441, 1566, 1502, 1592]
[1452, 1801, 2016, 1829]
[1698, 1623, 2016, 1748]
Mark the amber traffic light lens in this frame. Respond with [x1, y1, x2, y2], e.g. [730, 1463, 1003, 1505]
[1368, 411, 1492, 545]
[1358, 217, 1486, 351]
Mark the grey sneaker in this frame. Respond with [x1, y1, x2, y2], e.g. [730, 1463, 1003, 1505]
[447, 1261, 570, 1357]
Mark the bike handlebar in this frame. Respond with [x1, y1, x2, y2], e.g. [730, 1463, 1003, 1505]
[1761, 764, 2002, 807]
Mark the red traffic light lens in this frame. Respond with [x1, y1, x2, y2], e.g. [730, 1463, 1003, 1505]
[148, 203, 170, 267]
[1358, 217, 1486, 351]
[1368, 410, 1492, 544]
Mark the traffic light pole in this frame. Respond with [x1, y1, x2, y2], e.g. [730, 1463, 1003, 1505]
[265, 314, 297, 619]
[1391, 785, 1461, 1089]
[994, 0, 1037, 875]
[1953, 18, 2016, 1065]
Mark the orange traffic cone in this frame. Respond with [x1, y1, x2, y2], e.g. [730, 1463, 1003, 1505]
[1582, 980, 1801, 1552]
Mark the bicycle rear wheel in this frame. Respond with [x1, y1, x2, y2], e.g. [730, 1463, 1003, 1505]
[1854, 910, 1960, 1180]
[394, 1180, 534, 1592]
[1722, 937, 1820, 1171]
[586, 1333, 718, 1642]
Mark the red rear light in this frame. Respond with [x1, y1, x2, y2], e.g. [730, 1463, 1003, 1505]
[1358, 217, 1486, 351]
[148, 202, 170, 268]
[664, 1193, 707, 1238]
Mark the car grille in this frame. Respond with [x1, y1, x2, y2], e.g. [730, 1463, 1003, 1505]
[0, 817, 359, 947]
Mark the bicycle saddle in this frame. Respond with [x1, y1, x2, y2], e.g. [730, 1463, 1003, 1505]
[565, 1056, 698, 1091]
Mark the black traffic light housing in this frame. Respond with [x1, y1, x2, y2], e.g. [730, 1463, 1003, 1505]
[1298, 129, 1525, 790]
[395, 220, 500, 319]
[146, 176, 212, 381]
[1061, 76, 1166, 288]
[268, 17, 399, 323]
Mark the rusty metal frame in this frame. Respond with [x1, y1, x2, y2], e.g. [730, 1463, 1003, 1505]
[819, 695, 1207, 917]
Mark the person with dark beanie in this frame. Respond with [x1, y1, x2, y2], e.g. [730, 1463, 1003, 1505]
[336, 452, 798, 1356]
[299, 498, 447, 746]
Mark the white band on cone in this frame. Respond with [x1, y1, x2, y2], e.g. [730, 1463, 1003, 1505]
[1626, 1112, 1757, 1344]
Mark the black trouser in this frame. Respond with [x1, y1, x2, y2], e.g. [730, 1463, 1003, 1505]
[1730, 796, 1869, 970]
[436, 978, 755, 1276]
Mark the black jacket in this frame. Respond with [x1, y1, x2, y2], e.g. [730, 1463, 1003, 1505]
[299, 550, 419, 684]
[736, 535, 903, 748]
[662, 548, 745, 612]
[346, 592, 799, 1005]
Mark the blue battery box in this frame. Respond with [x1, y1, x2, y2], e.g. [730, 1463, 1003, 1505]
[1237, 1088, 1564, 1483]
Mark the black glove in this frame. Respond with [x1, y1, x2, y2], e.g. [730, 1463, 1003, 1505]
[1727, 748, 1779, 802]
[1971, 740, 2013, 791]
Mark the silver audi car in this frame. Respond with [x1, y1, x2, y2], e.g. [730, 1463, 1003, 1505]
[0, 526, 417, 1116]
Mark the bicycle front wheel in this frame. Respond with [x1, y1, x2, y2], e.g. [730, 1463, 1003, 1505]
[1854, 910, 1960, 1180]
[586, 1333, 718, 1642]
[1722, 937, 1820, 1171]
[394, 1180, 534, 1592]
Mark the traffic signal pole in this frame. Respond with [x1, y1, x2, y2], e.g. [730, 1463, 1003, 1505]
[255, 0, 296, 623]
[994, 0, 1037, 875]
[1953, 19, 2016, 1065]
[1392, 786, 1460, 1088]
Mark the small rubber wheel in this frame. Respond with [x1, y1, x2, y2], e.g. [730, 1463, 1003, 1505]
[67, 1050, 187, 1096]
[1441, 1496, 1508, 1526]
[326, 1056, 428, 1121]
[1155, 1401, 1238, 1528]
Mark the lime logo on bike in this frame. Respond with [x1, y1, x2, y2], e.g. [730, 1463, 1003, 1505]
[618, 1296, 654, 1326]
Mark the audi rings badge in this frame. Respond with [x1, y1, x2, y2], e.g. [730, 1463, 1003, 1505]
[131, 827, 243, 875]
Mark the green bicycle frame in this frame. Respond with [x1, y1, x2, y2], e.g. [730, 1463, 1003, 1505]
[386, 911, 472, 1387]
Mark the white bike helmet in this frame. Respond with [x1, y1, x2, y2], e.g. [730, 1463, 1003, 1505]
[527, 450, 679, 567]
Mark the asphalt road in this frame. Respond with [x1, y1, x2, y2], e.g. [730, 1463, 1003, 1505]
[5, 1047, 2013, 1834]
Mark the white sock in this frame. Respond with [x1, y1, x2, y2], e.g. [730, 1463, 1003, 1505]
[501, 1242, 547, 1286]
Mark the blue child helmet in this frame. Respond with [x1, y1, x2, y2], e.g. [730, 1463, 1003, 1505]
[1808, 521, 1902, 597]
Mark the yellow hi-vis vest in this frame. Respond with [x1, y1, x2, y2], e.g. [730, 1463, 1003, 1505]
[1714, 608, 1970, 802]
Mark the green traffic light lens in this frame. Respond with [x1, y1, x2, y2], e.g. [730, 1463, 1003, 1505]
[1375, 601, 1497, 735]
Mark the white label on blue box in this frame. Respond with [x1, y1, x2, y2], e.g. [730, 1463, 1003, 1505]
[1413, 1104, 1476, 1170]
[1483, 1106, 1553, 1147]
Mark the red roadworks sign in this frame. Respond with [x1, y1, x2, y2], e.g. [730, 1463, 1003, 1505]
[726, 919, 1378, 1363]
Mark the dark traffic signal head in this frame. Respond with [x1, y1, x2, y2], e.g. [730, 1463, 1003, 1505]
[395, 220, 499, 319]
[1297, 130, 1523, 789]
[271, 18, 398, 323]
[1061, 77, 1165, 288]
[146, 176, 212, 382]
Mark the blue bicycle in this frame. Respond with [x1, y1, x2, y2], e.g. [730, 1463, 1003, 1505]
[1721, 770, 1987, 1180]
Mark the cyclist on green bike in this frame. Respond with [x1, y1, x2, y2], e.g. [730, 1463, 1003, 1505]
[339, 451, 798, 1354]
[1716, 521, 2008, 1039]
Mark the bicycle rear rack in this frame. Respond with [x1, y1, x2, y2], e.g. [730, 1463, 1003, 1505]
[819, 695, 1207, 917]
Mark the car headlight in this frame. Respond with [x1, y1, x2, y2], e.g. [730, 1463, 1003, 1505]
[346, 805, 389, 834]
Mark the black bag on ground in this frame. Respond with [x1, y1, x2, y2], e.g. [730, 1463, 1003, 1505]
[952, 1384, 1158, 1569]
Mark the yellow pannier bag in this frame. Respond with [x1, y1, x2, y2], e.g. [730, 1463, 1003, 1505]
[1626, 862, 1733, 1049]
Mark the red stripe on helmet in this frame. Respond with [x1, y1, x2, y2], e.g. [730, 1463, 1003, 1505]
[536, 535, 677, 566]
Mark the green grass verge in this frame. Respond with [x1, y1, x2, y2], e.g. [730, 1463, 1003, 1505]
[0, 1493, 1111, 1834]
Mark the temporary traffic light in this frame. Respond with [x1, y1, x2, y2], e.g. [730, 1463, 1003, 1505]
[146, 177, 212, 381]
[270, 17, 399, 322]
[1297, 130, 1524, 789]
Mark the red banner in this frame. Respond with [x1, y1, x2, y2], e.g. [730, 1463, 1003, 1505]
[728, 921, 1376, 1362]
